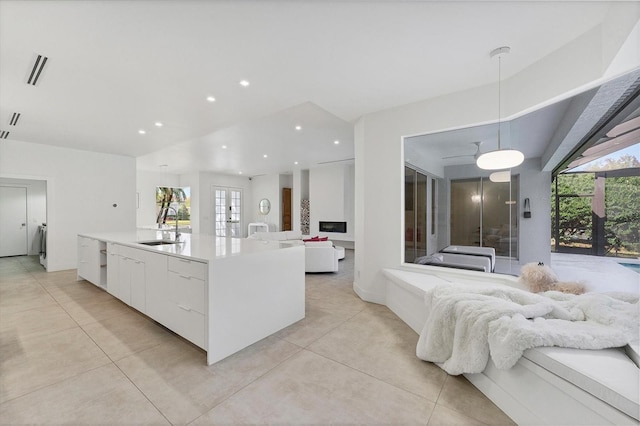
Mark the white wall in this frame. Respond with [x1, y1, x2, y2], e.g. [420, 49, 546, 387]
[309, 162, 355, 241]
[0, 140, 136, 271]
[136, 170, 180, 228]
[354, 21, 640, 303]
[0, 178, 47, 256]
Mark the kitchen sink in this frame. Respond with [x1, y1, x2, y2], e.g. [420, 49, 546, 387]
[137, 240, 181, 246]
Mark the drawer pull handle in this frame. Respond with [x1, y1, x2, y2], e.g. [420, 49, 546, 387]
[178, 304, 191, 312]
[179, 275, 191, 280]
[178, 259, 190, 264]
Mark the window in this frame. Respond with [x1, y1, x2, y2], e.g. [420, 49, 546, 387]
[156, 187, 190, 229]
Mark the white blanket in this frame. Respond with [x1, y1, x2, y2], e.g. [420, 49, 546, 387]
[416, 284, 639, 375]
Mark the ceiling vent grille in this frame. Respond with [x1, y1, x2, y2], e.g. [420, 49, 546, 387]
[9, 112, 21, 126]
[0, 130, 10, 139]
[27, 54, 48, 86]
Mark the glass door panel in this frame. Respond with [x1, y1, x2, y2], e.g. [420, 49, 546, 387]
[450, 179, 481, 247]
[482, 176, 518, 257]
[214, 187, 243, 237]
[404, 167, 416, 263]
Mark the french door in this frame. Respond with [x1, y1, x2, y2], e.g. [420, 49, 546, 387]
[213, 186, 242, 237]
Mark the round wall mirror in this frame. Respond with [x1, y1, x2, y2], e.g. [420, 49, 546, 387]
[258, 198, 271, 215]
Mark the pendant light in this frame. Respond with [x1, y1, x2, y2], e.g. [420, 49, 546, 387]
[489, 170, 511, 182]
[476, 46, 524, 170]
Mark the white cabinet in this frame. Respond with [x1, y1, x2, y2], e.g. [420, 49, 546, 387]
[80, 235, 207, 350]
[78, 236, 106, 288]
[117, 245, 146, 312]
[106, 242, 120, 297]
[164, 257, 207, 348]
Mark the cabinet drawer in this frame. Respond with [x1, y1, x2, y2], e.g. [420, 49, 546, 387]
[167, 256, 206, 280]
[172, 304, 205, 348]
[168, 271, 205, 314]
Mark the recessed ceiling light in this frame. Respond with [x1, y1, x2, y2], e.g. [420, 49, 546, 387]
[222, 145, 227, 149]
[138, 129, 146, 135]
[263, 154, 268, 158]
[154, 122, 163, 127]
[295, 125, 302, 131]
[206, 96, 216, 102]
[334, 140, 340, 145]
[239, 80, 250, 87]
[294, 161, 299, 165]
[238, 171, 243, 175]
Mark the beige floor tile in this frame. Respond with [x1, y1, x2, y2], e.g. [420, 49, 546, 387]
[428, 404, 488, 425]
[273, 305, 355, 347]
[192, 350, 434, 425]
[0, 363, 170, 425]
[44, 279, 114, 305]
[437, 375, 515, 425]
[0, 327, 110, 404]
[0, 305, 77, 341]
[117, 335, 300, 425]
[308, 305, 447, 402]
[82, 310, 175, 361]
[305, 287, 369, 316]
[62, 296, 135, 326]
[0, 283, 58, 315]
[30, 269, 81, 285]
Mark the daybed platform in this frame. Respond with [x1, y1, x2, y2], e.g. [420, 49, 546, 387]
[383, 267, 640, 425]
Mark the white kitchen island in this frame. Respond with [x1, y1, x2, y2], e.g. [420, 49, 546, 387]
[77, 230, 305, 365]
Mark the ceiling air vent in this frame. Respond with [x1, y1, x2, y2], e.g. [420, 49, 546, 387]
[27, 54, 48, 86]
[0, 130, 10, 139]
[9, 112, 21, 126]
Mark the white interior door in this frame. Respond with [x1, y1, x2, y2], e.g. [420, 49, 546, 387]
[0, 186, 28, 257]
[213, 186, 243, 237]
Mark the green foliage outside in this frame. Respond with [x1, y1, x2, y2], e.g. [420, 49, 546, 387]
[156, 187, 191, 226]
[552, 155, 639, 257]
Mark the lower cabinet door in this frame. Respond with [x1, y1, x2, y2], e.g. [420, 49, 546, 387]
[130, 259, 146, 313]
[118, 256, 132, 305]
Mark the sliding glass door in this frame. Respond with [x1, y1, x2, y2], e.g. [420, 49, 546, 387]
[450, 176, 519, 258]
[405, 166, 438, 263]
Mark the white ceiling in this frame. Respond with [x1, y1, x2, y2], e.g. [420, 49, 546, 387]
[0, 1, 624, 176]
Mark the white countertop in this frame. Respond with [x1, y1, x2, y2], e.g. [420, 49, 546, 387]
[79, 230, 296, 263]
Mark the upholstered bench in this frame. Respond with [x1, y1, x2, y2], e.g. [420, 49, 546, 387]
[381, 267, 639, 425]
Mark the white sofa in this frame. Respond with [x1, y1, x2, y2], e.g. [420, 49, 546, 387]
[379, 267, 639, 425]
[304, 240, 340, 273]
[248, 231, 341, 273]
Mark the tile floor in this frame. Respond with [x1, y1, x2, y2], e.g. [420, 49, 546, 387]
[0, 252, 514, 425]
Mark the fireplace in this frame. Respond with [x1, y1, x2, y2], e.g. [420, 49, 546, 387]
[319, 221, 347, 233]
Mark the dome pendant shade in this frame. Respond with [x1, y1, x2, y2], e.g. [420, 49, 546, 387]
[476, 149, 524, 170]
[489, 170, 511, 182]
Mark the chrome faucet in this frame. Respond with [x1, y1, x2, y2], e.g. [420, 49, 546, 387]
[163, 206, 181, 241]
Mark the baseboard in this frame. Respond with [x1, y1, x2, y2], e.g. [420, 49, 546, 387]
[353, 280, 385, 304]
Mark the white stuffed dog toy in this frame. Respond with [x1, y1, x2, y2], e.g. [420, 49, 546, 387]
[520, 262, 585, 295]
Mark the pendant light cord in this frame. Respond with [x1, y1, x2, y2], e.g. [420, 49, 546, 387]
[497, 54, 502, 151]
